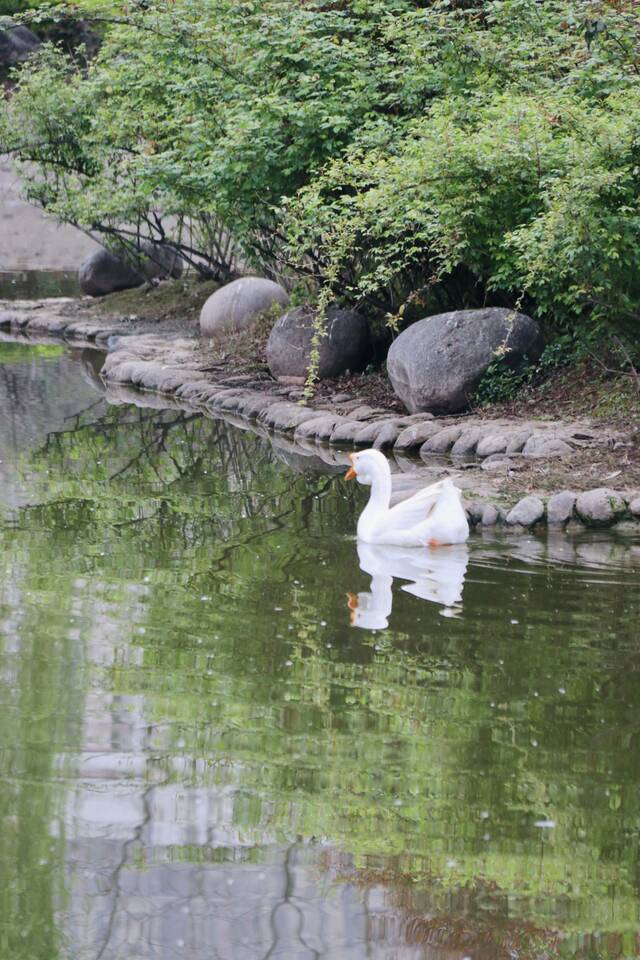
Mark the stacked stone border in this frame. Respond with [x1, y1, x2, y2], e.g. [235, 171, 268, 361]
[1, 299, 639, 533]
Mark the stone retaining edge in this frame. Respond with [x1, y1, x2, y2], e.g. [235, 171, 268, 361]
[1, 308, 638, 533]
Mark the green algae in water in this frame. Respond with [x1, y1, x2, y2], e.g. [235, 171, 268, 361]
[0, 341, 65, 362]
[0, 343, 640, 960]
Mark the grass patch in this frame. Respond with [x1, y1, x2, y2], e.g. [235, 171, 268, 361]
[86, 276, 220, 325]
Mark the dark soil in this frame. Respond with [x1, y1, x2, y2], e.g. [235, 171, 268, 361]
[476, 359, 640, 436]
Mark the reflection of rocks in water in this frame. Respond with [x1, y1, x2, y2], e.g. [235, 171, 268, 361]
[270, 433, 345, 476]
[0, 339, 107, 507]
[103, 379, 187, 410]
[349, 541, 469, 630]
[474, 529, 640, 572]
[68, 347, 107, 393]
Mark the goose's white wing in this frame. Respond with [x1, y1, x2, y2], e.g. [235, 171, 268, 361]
[385, 480, 444, 532]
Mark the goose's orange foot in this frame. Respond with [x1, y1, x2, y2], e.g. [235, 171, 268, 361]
[346, 592, 359, 611]
[428, 538, 440, 548]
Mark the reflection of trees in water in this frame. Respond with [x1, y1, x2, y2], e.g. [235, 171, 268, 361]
[20, 404, 350, 573]
[4, 392, 640, 957]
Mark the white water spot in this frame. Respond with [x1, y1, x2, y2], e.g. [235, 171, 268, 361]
[534, 819, 556, 829]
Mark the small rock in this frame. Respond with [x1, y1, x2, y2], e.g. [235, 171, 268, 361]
[451, 428, 485, 456]
[277, 375, 306, 386]
[547, 491, 577, 525]
[347, 405, 384, 421]
[481, 504, 503, 526]
[217, 392, 249, 412]
[235, 394, 278, 418]
[465, 500, 485, 525]
[394, 420, 442, 451]
[506, 496, 545, 527]
[354, 419, 402, 445]
[506, 429, 534, 454]
[372, 422, 402, 449]
[420, 425, 464, 455]
[481, 456, 515, 472]
[575, 488, 627, 526]
[294, 415, 342, 441]
[523, 435, 573, 458]
[629, 497, 640, 518]
[259, 401, 316, 432]
[476, 433, 510, 458]
[332, 393, 351, 403]
[330, 420, 364, 444]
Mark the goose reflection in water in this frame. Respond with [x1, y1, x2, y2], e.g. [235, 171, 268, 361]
[347, 541, 470, 629]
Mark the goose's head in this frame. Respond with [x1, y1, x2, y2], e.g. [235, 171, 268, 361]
[344, 448, 390, 486]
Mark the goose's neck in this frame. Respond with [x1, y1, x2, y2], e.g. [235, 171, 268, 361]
[364, 465, 392, 514]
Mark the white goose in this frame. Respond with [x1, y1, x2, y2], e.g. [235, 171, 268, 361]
[345, 448, 469, 547]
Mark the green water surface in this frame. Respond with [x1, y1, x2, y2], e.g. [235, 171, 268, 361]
[0, 341, 639, 960]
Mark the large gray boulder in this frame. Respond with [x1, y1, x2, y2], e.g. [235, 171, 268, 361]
[200, 277, 289, 339]
[387, 308, 543, 414]
[266, 306, 370, 381]
[79, 242, 183, 296]
[79, 248, 144, 297]
[139, 241, 183, 280]
[0, 25, 40, 68]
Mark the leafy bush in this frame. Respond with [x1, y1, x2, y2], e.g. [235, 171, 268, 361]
[0, 0, 38, 15]
[2, 0, 640, 347]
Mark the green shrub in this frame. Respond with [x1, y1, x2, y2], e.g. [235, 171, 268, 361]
[2, 0, 640, 353]
[0, 0, 37, 15]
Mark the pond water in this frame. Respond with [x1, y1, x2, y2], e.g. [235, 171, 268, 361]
[1, 340, 640, 960]
[0, 270, 82, 300]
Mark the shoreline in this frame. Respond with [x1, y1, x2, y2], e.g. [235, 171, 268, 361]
[2, 294, 639, 533]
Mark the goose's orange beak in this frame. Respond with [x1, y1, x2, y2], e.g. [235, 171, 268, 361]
[344, 453, 357, 481]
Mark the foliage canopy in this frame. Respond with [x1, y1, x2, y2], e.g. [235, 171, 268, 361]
[2, 0, 640, 341]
